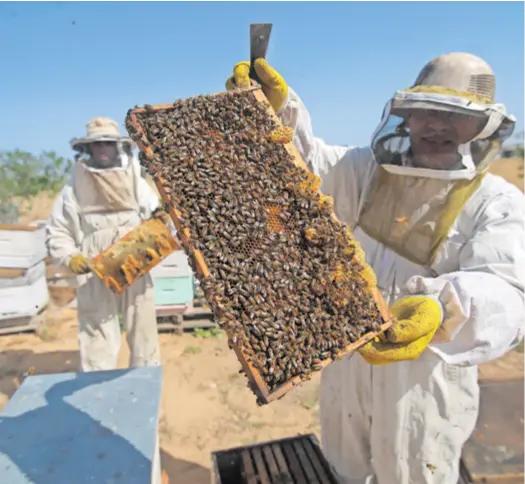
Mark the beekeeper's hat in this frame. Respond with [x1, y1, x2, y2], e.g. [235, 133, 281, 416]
[70, 117, 134, 152]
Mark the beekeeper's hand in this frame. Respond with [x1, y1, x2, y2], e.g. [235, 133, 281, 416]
[152, 208, 171, 226]
[358, 295, 442, 365]
[225, 59, 288, 112]
[69, 253, 93, 275]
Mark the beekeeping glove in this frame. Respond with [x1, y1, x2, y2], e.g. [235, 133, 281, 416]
[225, 59, 288, 113]
[68, 253, 93, 275]
[358, 295, 443, 365]
[152, 208, 171, 226]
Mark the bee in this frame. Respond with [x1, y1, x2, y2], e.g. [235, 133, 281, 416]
[127, 88, 386, 395]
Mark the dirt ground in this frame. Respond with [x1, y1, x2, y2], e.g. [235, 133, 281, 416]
[0, 310, 322, 483]
[1, 157, 523, 483]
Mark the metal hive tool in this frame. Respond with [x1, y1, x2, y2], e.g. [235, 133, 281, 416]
[125, 87, 395, 404]
[211, 434, 341, 484]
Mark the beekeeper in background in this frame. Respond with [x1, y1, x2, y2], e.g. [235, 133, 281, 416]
[46, 117, 170, 372]
[226, 52, 525, 483]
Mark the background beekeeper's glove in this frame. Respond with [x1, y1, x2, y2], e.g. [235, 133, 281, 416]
[68, 254, 93, 275]
[225, 59, 288, 112]
[152, 207, 171, 226]
[358, 295, 442, 365]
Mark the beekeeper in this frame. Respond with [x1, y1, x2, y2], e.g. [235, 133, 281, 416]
[226, 53, 525, 483]
[46, 117, 170, 372]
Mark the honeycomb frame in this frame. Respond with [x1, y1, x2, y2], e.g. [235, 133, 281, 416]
[126, 87, 395, 404]
[91, 218, 179, 294]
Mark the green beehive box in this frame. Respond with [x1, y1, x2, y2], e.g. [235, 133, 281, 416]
[153, 275, 194, 306]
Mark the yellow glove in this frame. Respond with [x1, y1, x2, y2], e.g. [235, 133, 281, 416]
[69, 254, 93, 275]
[225, 59, 289, 112]
[358, 295, 442, 365]
[152, 208, 171, 226]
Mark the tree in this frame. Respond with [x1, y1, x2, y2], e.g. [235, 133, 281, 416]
[0, 150, 73, 223]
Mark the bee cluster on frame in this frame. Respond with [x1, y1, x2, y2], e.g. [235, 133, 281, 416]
[126, 89, 386, 400]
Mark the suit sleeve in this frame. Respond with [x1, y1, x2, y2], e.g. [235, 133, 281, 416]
[46, 185, 83, 267]
[408, 190, 525, 366]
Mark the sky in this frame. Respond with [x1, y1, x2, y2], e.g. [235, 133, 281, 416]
[0, 1, 523, 159]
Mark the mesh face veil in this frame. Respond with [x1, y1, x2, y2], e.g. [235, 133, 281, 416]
[370, 53, 516, 180]
[75, 140, 133, 173]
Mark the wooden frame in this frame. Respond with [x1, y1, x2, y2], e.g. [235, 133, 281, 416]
[126, 87, 395, 404]
[211, 433, 340, 484]
[0, 224, 43, 232]
[91, 218, 179, 295]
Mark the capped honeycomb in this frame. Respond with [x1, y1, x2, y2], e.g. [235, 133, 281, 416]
[91, 218, 178, 294]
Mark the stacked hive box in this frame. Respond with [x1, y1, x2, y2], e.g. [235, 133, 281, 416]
[0, 222, 50, 334]
[151, 235, 195, 319]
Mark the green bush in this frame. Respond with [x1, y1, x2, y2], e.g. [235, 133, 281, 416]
[0, 150, 73, 224]
[0, 150, 73, 200]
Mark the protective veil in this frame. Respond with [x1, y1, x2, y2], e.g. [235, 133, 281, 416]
[47, 117, 161, 371]
[278, 53, 525, 483]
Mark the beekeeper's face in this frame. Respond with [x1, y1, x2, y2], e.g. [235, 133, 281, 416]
[88, 141, 119, 169]
[407, 109, 486, 169]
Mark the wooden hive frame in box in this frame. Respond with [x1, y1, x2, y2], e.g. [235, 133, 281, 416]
[126, 86, 395, 404]
[211, 433, 340, 483]
[91, 218, 179, 295]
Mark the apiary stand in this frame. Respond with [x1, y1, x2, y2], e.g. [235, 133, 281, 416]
[127, 87, 395, 405]
[0, 366, 163, 484]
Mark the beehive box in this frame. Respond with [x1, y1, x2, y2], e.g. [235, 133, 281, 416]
[125, 87, 394, 404]
[211, 434, 340, 484]
[91, 218, 179, 295]
[0, 367, 163, 484]
[0, 261, 49, 321]
[0, 223, 47, 269]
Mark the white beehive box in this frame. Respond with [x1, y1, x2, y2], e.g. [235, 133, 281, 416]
[0, 222, 47, 269]
[150, 250, 192, 279]
[0, 261, 49, 321]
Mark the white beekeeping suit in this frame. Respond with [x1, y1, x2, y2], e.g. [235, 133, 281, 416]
[226, 53, 525, 483]
[46, 117, 163, 372]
